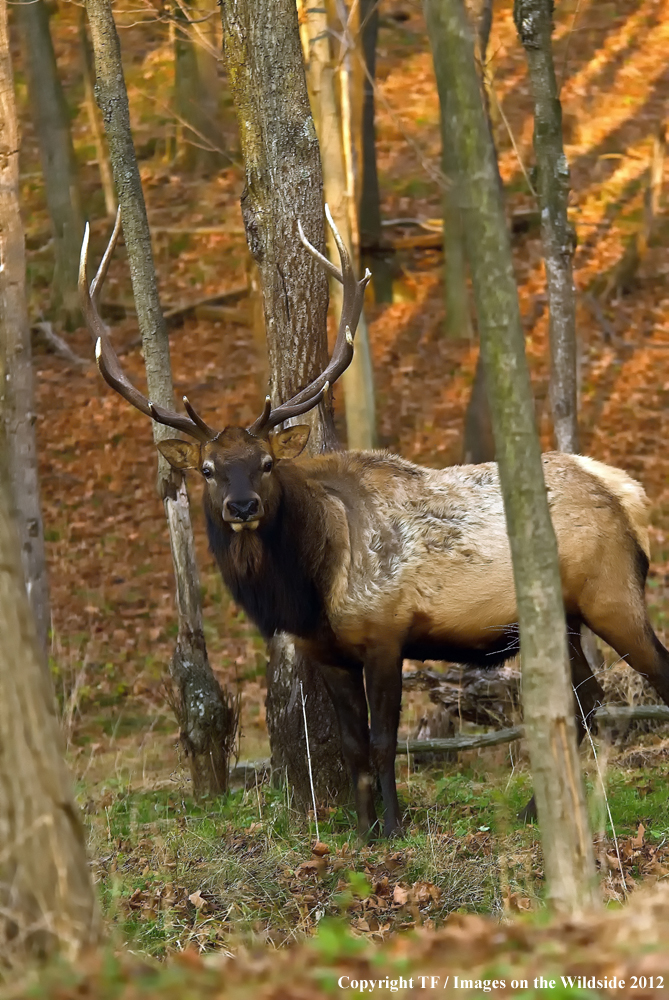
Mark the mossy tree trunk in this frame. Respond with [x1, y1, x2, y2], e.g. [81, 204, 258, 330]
[15, 0, 82, 325]
[424, 0, 598, 914]
[441, 133, 473, 340]
[85, 0, 237, 798]
[0, 0, 50, 657]
[514, 0, 578, 453]
[220, 0, 348, 804]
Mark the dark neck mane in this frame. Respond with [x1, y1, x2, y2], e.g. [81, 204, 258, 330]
[204, 465, 327, 640]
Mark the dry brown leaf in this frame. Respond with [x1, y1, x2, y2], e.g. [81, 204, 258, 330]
[188, 890, 207, 910]
[393, 885, 410, 905]
[411, 881, 442, 905]
[311, 841, 331, 857]
[296, 859, 327, 877]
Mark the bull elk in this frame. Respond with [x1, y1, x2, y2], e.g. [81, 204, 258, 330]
[80, 209, 669, 839]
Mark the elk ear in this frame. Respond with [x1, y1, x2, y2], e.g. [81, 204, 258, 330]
[271, 425, 310, 460]
[157, 439, 200, 470]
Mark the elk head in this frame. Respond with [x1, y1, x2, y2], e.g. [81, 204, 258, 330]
[79, 207, 370, 532]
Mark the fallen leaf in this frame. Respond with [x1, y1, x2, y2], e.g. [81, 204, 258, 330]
[632, 823, 646, 848]
[393, 884, 410, 905]
[411, 881, 442, 905]
[296, 859, 327, 876]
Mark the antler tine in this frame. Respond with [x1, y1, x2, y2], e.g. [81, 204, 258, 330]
[79, 218, 214, 443]
[183, 396, 216, 438]
[90, 205, 122, 306]
[249, 208, 371, 436]
[297, 219, 341, 283]
[247, 395, 272, 437]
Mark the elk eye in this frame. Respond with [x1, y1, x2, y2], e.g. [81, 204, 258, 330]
[262, 457, 273, 474]
[201, 465, 214, 479]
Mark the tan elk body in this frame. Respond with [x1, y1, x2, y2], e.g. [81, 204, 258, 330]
[80, 209, 669, 838]
[284, 449, 650, 657]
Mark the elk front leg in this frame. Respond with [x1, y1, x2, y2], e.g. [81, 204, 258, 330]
[364, 650, 404, 838]
[317, 662, 378, 838]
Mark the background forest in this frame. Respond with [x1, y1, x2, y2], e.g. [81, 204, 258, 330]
[2, 0, 669, 995]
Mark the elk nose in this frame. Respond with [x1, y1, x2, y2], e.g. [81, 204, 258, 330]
[226, 497, 260, 521]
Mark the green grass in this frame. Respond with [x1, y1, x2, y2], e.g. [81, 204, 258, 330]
[77, 744, 669, 960]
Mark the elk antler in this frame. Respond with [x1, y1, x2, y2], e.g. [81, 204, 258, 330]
[79, 210, 216, 443]
[247, 205, 371, 436]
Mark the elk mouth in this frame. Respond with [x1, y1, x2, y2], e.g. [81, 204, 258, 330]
[230, 519, 260, 533]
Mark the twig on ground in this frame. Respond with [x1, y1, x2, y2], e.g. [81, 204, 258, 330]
[31, 321, 90, 367]
[300, 680, 320, 843]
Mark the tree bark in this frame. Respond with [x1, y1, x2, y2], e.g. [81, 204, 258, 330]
[0, 12, 99, 933]
[0, 1, 50, 657]
[299, 0, 377, 451]
[14, 0, 82, 325]
[514, 0, 578, 453]
[425, 0, 598, 914]
[358, 0, 393, 303]
[0, 471, 100, 962]
[173, 0, 226, 174]
[462, 352, 495, 463]
[441, 142, 473, 340]
[438, 0, 492, 342]
[79, 9, 116, 219]
[220, 0, 348, 803]
[514, 0, 604, 666]
[85, 0, 237, 798]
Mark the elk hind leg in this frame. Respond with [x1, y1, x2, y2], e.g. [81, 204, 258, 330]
[580, 553, 669, 708]
[364, 650, 404, 839]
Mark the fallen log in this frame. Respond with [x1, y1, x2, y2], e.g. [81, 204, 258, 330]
[228, 704, 669, 782]
[399, 704, 669, 756]
[397, 726, 523, 755]
[403, 664, 521, 730]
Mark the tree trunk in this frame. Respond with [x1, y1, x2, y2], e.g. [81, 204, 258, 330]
[15, 0, 82, 325]
[462, 352, 495, 463]
[0, 1, 50, 658]
[438, 0, 494, 341]
[425, 0, 598, 914]
[220, 0, 348, 804]
[514, 0, 578, 453]
[0, 7, 99, 935]
[358, 0, 393, 303]
[514, 0, 604, 668]
[441, 142, 473, 340]
[0, 471, 100, 962]
[85, 0, 237, 798]
[79, 9, 116, 219]
[299, 0, 377, 451]
[174, 0, 226, 174]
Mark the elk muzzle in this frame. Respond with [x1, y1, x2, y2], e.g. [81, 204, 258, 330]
[223, 495, 263, 531]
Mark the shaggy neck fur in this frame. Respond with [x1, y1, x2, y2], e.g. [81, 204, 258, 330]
[204, 463, 329, 640]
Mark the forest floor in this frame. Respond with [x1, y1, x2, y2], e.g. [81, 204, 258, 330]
[7, 0, 669, 993]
